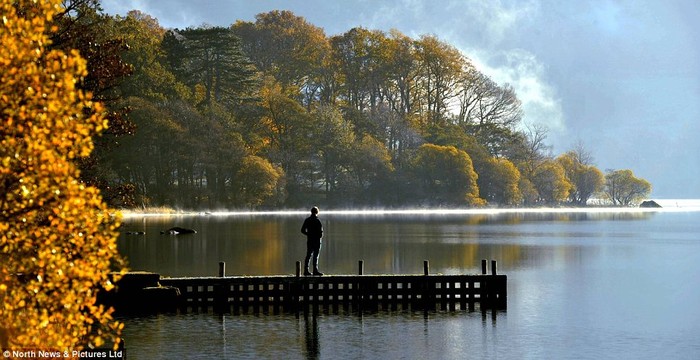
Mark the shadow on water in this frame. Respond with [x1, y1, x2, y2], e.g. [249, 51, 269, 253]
[301, 309, 319, 360]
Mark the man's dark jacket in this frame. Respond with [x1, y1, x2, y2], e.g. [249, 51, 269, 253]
[301, 215, 323, 240]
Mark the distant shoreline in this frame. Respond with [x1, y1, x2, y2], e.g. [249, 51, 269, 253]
[116, 199, 700, 218]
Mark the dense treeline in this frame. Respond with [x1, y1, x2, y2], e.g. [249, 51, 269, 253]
[66, 2, 651, 209]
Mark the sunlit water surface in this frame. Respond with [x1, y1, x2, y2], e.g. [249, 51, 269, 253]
[117, 204, 700, 359]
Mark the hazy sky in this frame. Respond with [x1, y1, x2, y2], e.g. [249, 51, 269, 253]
[100, 0, 700, 199]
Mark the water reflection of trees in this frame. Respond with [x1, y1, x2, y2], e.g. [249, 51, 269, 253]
[322, 211, 654, 225]
[119, 212, 654, 277]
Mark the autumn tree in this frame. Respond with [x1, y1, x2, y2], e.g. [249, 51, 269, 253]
[411, 144, 484, 206]
[50, 0, 134, 206]
[312, 105, 355, 198]
[164, 26, 257, 111]
[256, 77, 313, 203]
[414, 35, 465, 128]
[161, 26, 257, 207]
[377, 30, 422, 165]
[573, 165, 604, 205]
[329, 27, 394, 114]
[1, 0, 124, 351]
[232, 155, 284, 208]
[604, 169, 652, 206]
[232, 10, 329, 107]
[99, 11, 189, 207]
[384, 30, 419, 117]
[457, 69, 523, 156]
[349, 134, 395, 204]
[531, 160, 572, 204]
[109, 10, 179, 101]
[557, 150, 604, 205]
[109, 98, 187, 207]
[96, 11, 192, 208]
[479, 157, 523, 206]
[508, 123, 551, 205]
[507, 123, 550, 175]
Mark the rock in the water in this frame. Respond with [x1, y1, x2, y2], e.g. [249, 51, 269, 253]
[639, 200, 662, 208]
[160, 226, 197, 234]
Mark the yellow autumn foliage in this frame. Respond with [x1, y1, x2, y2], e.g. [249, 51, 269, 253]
[1, 0, 125, 353]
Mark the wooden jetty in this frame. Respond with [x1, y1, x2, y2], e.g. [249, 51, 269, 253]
[103, 260, 507, 313]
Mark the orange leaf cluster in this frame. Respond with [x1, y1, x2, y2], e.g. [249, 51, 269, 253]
[1, 0, 125, 353]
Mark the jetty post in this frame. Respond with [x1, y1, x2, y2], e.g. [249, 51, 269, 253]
[219, 262, 226, 277]
[215, 262, 227, 312]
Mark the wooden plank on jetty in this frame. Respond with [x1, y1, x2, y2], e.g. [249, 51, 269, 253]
[104, 260, 507, 313]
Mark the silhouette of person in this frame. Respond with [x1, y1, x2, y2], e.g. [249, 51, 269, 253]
[301, 206, 324, 276]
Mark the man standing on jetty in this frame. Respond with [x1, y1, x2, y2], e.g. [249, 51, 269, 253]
[301, 206, 324, 276]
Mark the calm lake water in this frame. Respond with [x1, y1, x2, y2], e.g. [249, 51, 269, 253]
[117, 205, 700, 359]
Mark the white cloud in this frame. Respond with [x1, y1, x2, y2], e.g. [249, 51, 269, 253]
[429, 0, 567, 150]
[463, 48, 567, 151]
[466, 0, 540, 46]
[101, 0, 209, 29]
[389, 0, 568, 149]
